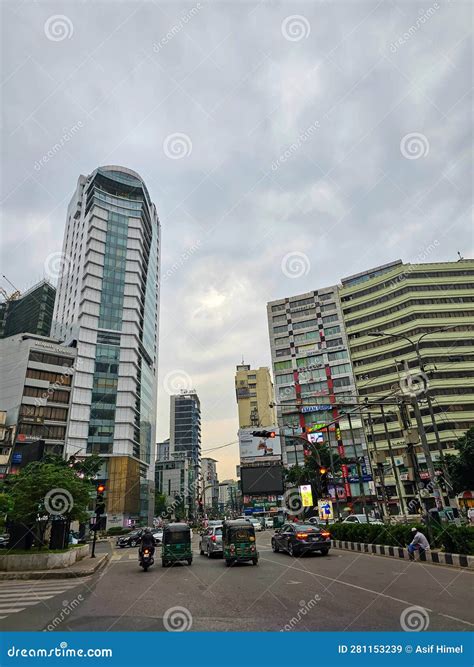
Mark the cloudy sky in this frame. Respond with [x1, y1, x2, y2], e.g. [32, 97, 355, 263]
[1, 0, 472, 479]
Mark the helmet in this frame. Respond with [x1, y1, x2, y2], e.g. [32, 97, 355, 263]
[144, 527, 151, 534]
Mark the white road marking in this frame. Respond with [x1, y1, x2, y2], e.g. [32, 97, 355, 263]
[440, 614, 474, 627]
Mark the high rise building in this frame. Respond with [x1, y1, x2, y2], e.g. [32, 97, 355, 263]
[267, 286, 373, 508]
[339, 258, 474, 513]
[170, 390, 201, 516]
[201, 457, 219, 510]
[0, 334, 77, 474]
[156, 438, 170, 462]
[235, 364, 276, 428]
[0, 280, 56, 339]
[52, 166, 160, 527]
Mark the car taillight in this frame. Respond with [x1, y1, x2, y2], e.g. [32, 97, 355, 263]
[296, 532, 308, 539]
[211, 535, 217, 542]
[321, 531, 330, 538]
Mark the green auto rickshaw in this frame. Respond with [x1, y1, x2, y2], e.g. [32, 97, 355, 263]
[223, 519, 259, 566]
[162, 523, 193, 567]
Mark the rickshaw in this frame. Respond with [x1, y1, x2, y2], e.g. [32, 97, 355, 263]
[222, 520, 259, 566]
[161, 523, 193, 567]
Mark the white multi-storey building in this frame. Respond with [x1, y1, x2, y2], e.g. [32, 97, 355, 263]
[52, 166, 160, 526]
[267, 287, 374, 510]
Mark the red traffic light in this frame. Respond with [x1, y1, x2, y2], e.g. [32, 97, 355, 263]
[319, 467, 328, 475]
[268, 431, 276, 438]
[97, 484, 106, 493]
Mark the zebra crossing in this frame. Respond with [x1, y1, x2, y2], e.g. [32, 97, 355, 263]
[0, 578, 91, 621]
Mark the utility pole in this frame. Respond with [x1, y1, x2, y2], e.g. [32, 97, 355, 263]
[380, 404, 406, 516]
[347, 413, 370, 522]
[325, 425, 341, 521]
[365, 409, 388, 520]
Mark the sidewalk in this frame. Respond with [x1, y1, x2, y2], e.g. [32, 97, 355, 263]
[0, 552, 109, 580]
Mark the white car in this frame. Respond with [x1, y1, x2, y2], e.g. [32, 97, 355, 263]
[249, 518, 262, 532]
[153, 529, 163, 543]
[343, 514, 384, 525]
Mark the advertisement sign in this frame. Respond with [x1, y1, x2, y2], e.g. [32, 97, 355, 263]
[301, 405, 332, 413]
[239, 428, 281, 460]
[318, 500, 334, 520]
[307, 432, 324, 444]
[299, 484, 313, 507]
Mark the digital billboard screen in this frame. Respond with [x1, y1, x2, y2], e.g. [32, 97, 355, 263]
[241, 465, 284, 495]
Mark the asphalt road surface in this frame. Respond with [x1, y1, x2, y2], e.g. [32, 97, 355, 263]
[1, 534, 473, 632]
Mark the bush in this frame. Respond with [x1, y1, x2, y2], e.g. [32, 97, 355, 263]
[329, 522, 474, 555]
[106, 527, 131, 536]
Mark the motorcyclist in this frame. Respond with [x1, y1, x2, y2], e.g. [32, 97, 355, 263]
[139, 528, 156, 559]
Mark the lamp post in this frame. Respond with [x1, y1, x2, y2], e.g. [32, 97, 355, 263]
[367, 327, 458, 511]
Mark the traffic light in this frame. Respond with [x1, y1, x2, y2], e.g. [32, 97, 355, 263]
[319, 467, 329, 495]
[252, 430, 276, 438]
[95, 484, 106, 516]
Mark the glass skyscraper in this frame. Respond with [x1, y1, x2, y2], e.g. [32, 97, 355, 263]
[53, 166, 160, 527]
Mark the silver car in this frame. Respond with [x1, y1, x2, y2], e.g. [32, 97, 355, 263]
[199, 525, 223, 558]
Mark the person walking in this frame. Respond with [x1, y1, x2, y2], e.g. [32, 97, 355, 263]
[408, 527, 430, 561]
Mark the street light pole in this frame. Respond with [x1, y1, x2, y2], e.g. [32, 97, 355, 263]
[347, 412, 370, 522]
[380, 403, 406, 516]
[368, 329, 449, 511]
[325, 425, 341, 521]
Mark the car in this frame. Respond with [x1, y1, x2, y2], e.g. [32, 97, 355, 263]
[0, 534, 9, 549]
[199, 525, 223, 558]
[271, 523, 331, 557]
[153, 529, 163, 544]
[207, 520, 223, 527]
[264, 517, 274, 529]
[342, 514, 384, 525]
[249, 518, 262, 532]
[116, 529, 144, 548]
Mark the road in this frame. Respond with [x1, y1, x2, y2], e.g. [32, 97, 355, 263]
[1, 534, 473, 632]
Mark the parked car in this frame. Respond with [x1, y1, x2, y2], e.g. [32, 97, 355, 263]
[271, 523, 331, 557]
[208, 520, 223, 528]
[199, 525, 223, 558]
[342, 514, 384, 525]
[153, 529, 163, 544]
[0, 534, 9, 549]
[249, 518, 262, 532]
[264, 517, 274, 529]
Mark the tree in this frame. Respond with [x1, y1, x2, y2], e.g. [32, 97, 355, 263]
[8, 458, 95, 546]
[445, 427, 474, 494]
[154, 492, 168, 517]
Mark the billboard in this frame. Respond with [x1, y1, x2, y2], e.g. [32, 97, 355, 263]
[299, 485, 313, 507]
[238, 428, 281, 461]
[240, 465, 284, 495]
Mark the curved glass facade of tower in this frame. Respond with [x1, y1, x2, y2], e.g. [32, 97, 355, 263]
[53, 166, 160, 527]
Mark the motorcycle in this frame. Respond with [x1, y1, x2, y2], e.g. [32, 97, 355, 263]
[139, 547, 154, 572]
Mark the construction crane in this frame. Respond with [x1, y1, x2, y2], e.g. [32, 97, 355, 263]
[1, 275, 21, 302]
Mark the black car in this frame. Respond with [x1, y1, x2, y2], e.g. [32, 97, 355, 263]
[116, 529, 144, 548]
[271, 522, 331, 557]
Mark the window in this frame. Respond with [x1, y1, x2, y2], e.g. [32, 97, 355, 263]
[276, 348, 291, 357]
[292, 318, 318, 331]
[328, 350, 348, 361]
[271, 303, 286, 313]
[333, 376, 351, 388]
[322, 314, 338, 325]
[320, 303, 337, 313]
[325, 325, 341, 336]
[326, 337, 343, 348]
[294, 330, 319, 343]
[275, 373, 293, 385]
[292, 308, 316, 319]
[289, 297, 314, 309]
[272, 314, 287, 324]
[331, 363, 352, 376]
[273, 324, 288, 334]
[274, 360, 292, 371]
[319, 292, 333, 301]
[26, 369, 72, 386]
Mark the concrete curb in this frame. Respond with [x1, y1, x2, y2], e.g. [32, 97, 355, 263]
[331, 539, 474, 569]
[0, 553, 109, 580]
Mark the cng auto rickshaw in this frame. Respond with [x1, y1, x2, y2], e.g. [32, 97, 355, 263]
[223, 520, 259, 566]
[161, 523, 193, 567]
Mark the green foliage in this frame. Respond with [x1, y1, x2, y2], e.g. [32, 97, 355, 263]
[154, 492, 168, 516]
[329, 522, 474, 555]
[8, 459, 94, 524]
[445, 427, 474, 494]
[106, 527, 131, 536]
[0, 492, 13, 516]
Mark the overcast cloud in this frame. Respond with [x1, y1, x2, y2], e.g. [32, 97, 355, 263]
[1, 0, 472, 478]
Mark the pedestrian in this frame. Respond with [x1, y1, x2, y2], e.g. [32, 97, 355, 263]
[408, 527, 430, 561]
[467, 506, 474, 525]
